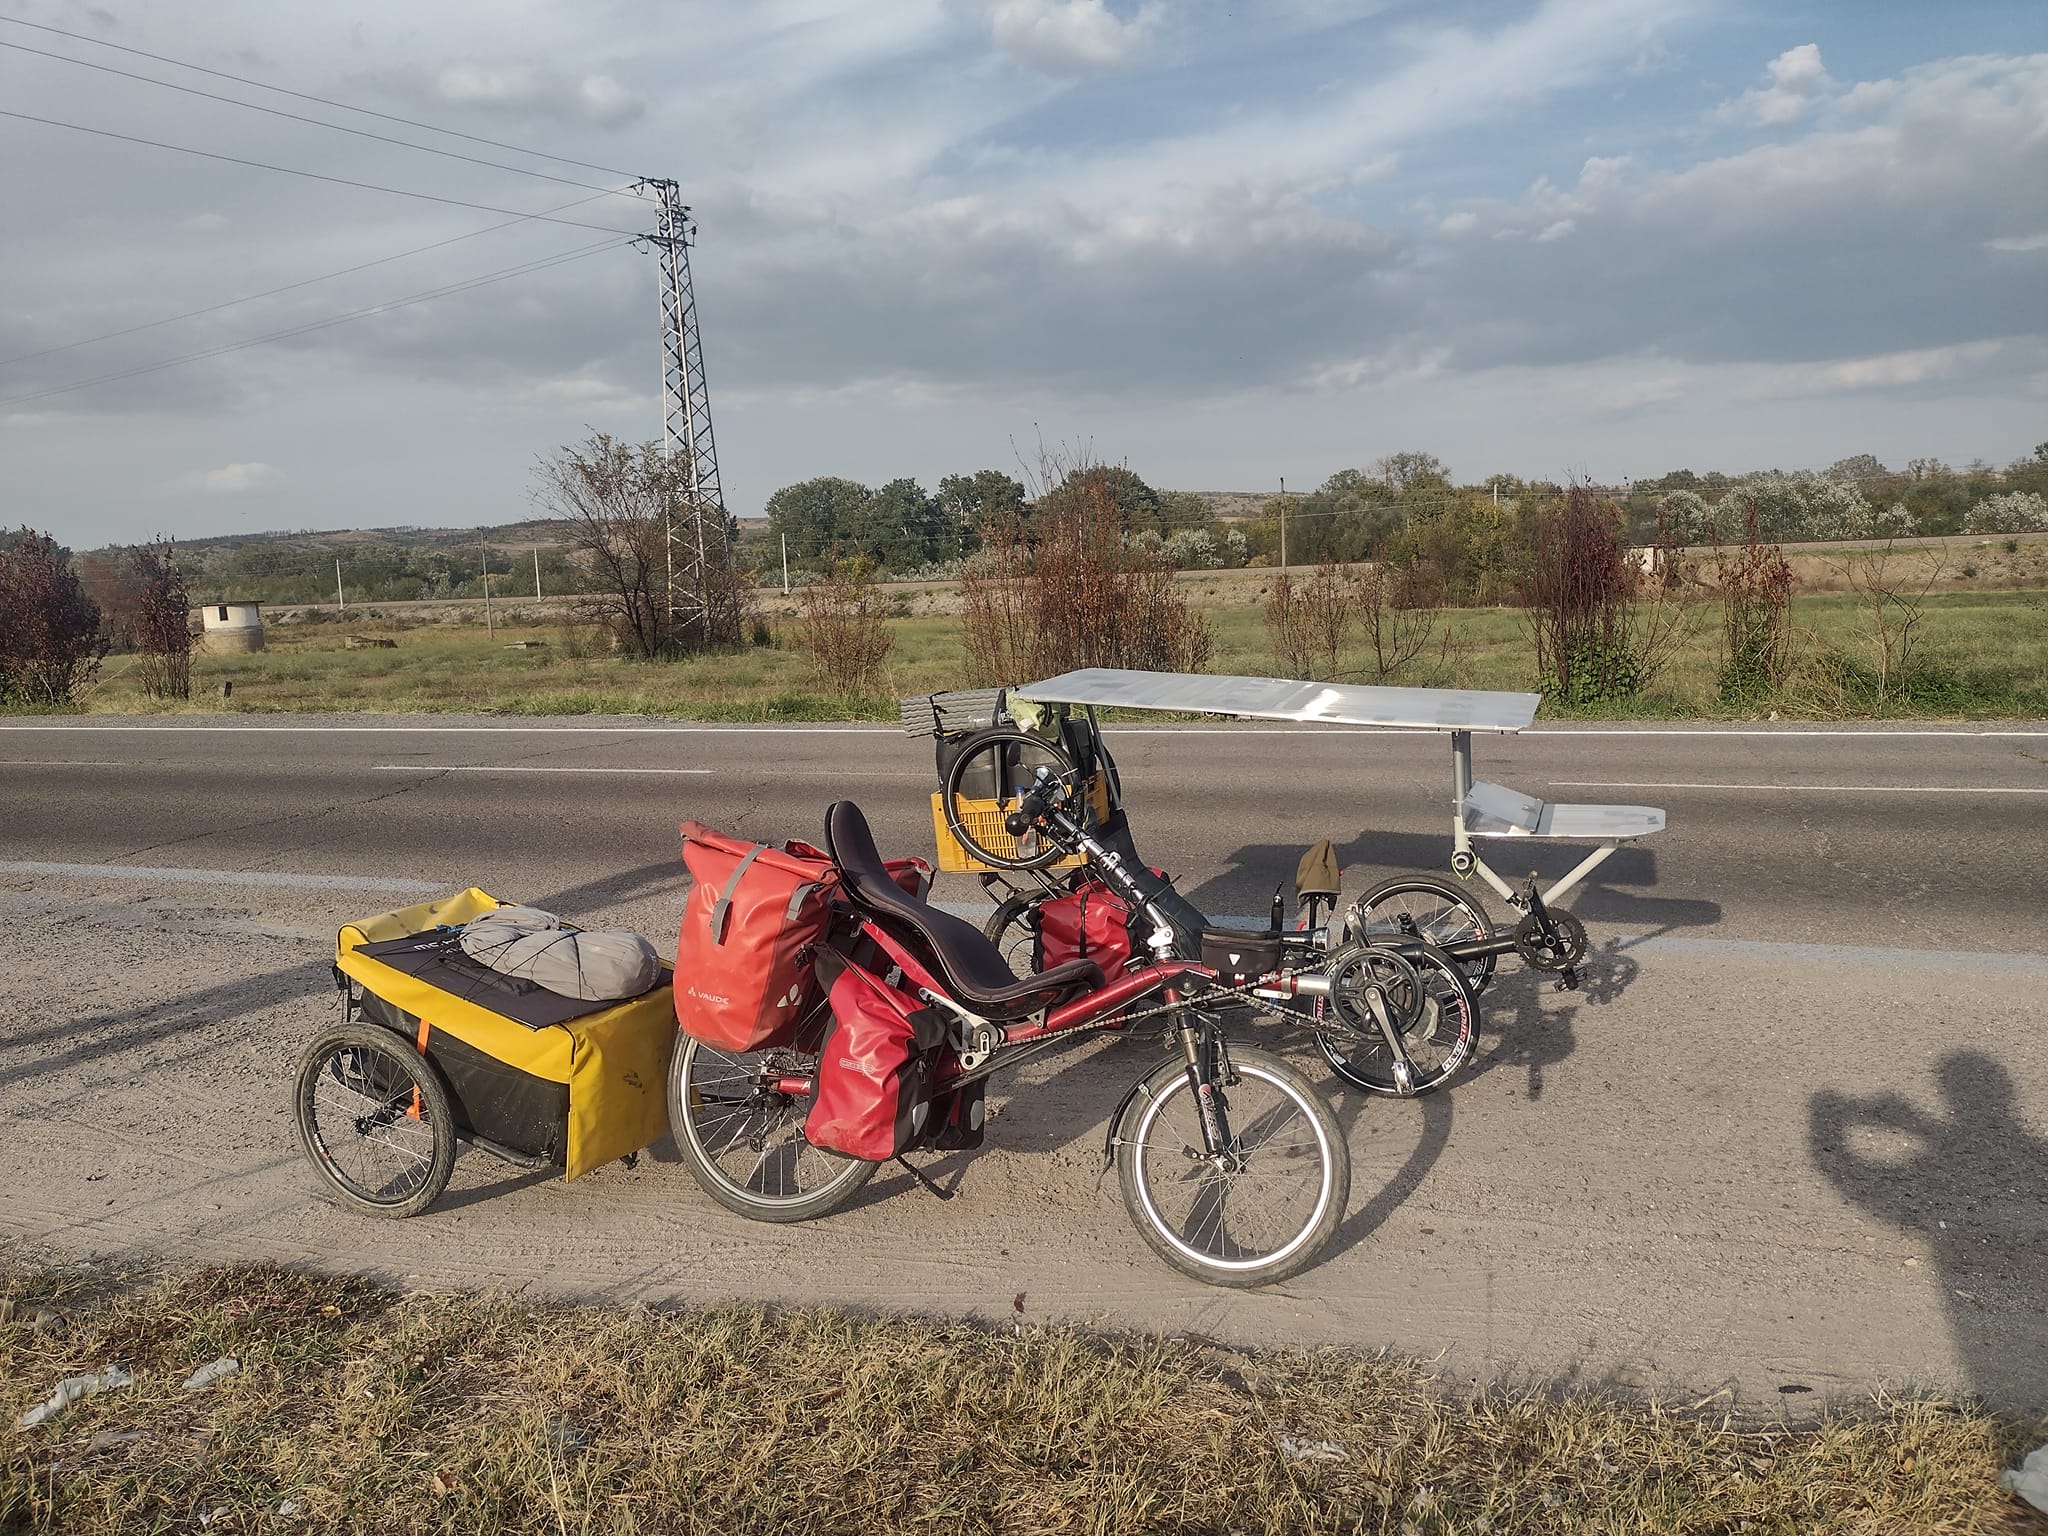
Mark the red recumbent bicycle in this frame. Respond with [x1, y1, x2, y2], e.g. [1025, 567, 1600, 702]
[666, 800, 1351, 1287]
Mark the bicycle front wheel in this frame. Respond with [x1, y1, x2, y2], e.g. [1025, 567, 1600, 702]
[669, 1035, 876, 1223]
[1115, 1045, 1348, 1288]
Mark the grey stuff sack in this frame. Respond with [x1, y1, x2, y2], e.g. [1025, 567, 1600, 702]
[458, 906, 662, 1002]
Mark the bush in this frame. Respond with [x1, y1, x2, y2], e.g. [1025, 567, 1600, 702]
[795, 557, 893, 696]
[1714, 499, 1796, 706]
[1522, 487, 1647, 706]
[1965, 491, 2048, 534]
[0, 528, 107, 706]
[130, 537, 192, 700]
[958, 450, 1211, 684]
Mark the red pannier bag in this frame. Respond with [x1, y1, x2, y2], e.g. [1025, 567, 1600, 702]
[675, 822, 931, 1053]
[1037, 874, 1136, 974]
[804, 951, 951, 1161]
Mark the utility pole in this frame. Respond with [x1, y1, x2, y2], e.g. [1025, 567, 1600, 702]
[533, 547, 543, 600]
[1278, 476, 1288, 573]
[637, 177, 734, 648]
[335, 558, 344, 616]
[781, 532, 790, 596]
[480, 541, 494, 640]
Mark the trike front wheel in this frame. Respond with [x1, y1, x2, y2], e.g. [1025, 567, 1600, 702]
[1115, 1045, 1348, 1288]
[669, 1035, 876, 1223]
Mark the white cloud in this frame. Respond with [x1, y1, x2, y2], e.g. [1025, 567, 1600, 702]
[1988, 232, 2048, 253]
[960, 0, 1163, 76]
[182, 462, 281, 494]
[1748, 341, 2006, 399]
[432, 62, 646, 126]
[1716, 42, 1835, 126]
[1533, 218, 1576, 242]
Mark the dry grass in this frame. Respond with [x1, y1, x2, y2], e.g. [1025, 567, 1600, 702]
[4, 1259, 2041, 1535]
[43, 580, 2048, 722]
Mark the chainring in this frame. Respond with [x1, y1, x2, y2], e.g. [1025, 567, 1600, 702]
[1512, 908, 1588, 972]
[1322, 943, 1432, 1042]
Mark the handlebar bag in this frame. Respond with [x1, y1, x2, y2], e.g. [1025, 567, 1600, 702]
[804, 950, 951, 1161]
[677, 823, 932, 1052]
[1036, 874, 1136, 974]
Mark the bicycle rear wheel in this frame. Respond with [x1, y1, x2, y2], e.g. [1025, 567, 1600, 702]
[984, 892, 1043, 976]
[1316, 941, 1478, 1096]
[1115, 1045, 1347, 1287]
[1347, 875, 1497, 991]
[669, 1036, 876, 1223]
[294, 1022, 457, 1218]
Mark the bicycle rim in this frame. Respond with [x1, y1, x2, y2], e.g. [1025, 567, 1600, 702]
[1124, 1058, 1337, 1275]
[678, 1040, 866, 1207]
[305, 1043, 444, 1206]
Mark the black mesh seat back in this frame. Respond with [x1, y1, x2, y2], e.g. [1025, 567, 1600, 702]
[822, 801, 1102, 1009]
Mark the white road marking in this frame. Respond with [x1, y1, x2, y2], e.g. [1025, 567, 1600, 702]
[0, 759, 129, 767]
[1553, 780, 2048, 794]
[940, 900, 2048, 973]
[369, 764, 712, 775]
[2, 722, 2046, 738]
[1620, 934, 2048, 975]
[0, 723, 895, 734]
[0, 859, 441, 893]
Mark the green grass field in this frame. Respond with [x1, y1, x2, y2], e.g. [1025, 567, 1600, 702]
[68, 586, 2048, 720]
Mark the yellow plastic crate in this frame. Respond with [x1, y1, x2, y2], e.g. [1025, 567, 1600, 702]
[926, 775, 1111, 873]
[928, 792, 1087, 874]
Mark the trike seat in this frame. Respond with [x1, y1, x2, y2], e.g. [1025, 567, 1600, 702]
[823, 800, 1105, 1015]
[1460, 779, 1665, 841]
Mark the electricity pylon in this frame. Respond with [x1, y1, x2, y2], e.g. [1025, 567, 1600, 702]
[637, 177, 738, 647]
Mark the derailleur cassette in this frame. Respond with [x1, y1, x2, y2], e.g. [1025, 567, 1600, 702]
[1512, 908, 1588, 973]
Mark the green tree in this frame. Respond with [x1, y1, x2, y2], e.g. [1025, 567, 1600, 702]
[1373, 450, 1450, 493]
[764, 477, 871, 562]
[936, 470, 1026, 551]
[861, 477, 945, 570]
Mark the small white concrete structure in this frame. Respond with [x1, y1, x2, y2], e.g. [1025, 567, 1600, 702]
[200, 601, 265, 654]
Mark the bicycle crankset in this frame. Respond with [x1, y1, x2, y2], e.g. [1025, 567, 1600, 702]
[1322, 944, 1433, 1044]
[1512, 908, 1588, 973]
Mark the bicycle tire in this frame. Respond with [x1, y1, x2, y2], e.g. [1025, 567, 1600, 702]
[1347, 875, 1498, 992]
[669, 1035, 876, 1223]
[940, 727, 1079, 871]
[983, 892, 1044, 976]
[1316, 940, 1479, 1096]
[294, 1021, 457, 1219]
[1115, 1045, 1348, 1288]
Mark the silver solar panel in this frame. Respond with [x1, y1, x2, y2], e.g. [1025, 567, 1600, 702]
[1017, 668, 1540, 733]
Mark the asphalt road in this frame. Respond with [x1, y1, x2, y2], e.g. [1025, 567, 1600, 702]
[2, 716, 2044, 1415]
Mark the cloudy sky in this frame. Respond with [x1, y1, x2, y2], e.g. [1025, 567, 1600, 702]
[2, 0, 2044, 547]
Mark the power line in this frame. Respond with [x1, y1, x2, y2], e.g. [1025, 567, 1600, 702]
[0, 188, 624, 369]
[0, 39, 632, 195]
[0, 108, 643, 235]
[0, 237, 633, 409]
[0, 12, 638, 179]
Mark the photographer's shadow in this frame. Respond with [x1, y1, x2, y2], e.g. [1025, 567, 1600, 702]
[1808, 1052, 2048, 1413]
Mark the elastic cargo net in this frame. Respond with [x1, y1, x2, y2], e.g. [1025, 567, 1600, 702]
[336, 889, 674, 1180]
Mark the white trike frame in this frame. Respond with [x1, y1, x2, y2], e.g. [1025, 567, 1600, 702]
[1012, 668, 1666, 913]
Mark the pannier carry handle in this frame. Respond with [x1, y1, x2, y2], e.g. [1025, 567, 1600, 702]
[708, 844, 765, 943]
